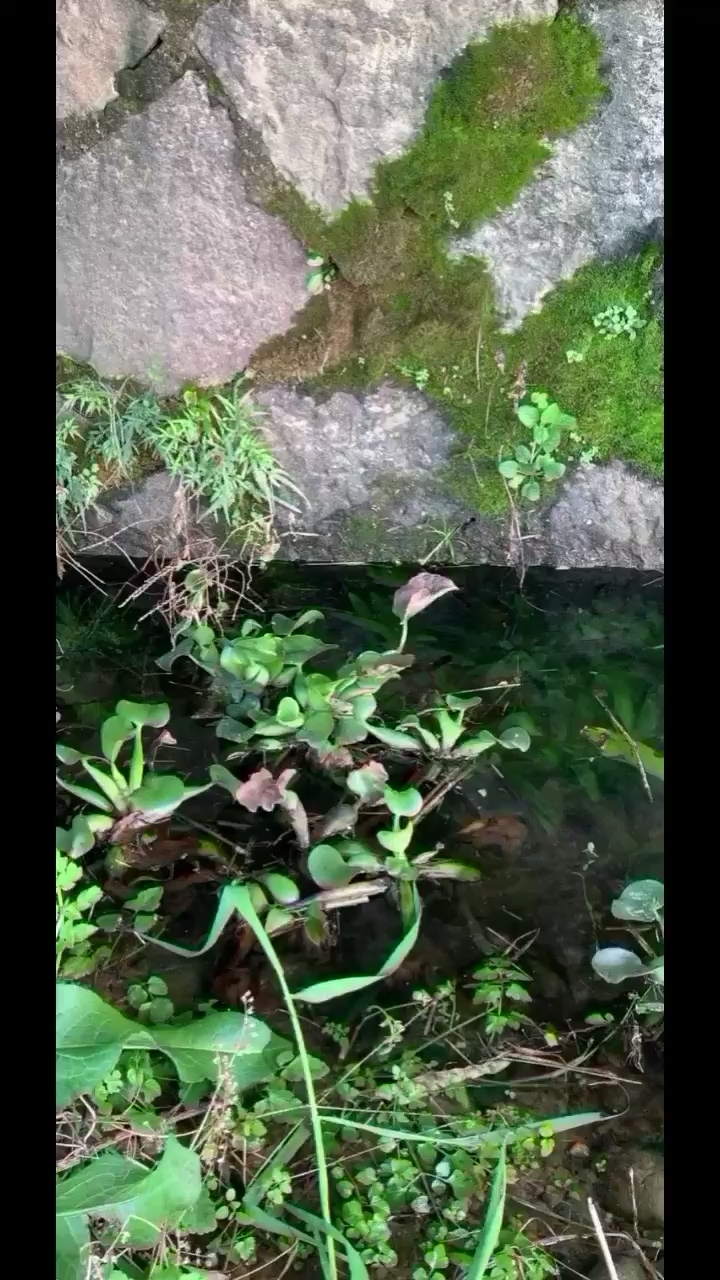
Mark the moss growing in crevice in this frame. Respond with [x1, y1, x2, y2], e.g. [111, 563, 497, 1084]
[250, 15, 662, 513]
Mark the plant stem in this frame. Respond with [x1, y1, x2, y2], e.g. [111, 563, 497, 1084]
[242, 897, 337, 1280]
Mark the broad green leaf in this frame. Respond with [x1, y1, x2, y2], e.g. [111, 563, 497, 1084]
[100, 715, 135, 764]
[334, 714, 371, 745]
[216, 716, 254, 744]
[275, 696, 303, 726]
[347, 762, 388, 802]
[308, 843, 355, 889]
[445, 694, 485, 712]
[498, 726, 531, 752]
[516, 405, 539, 428]
[55, 1214, 89, 1280]
[294, 886, 422, 1003]
[130, 774, 186, 816]
[154, 1011, 270, 1084]
[296, 709, 334, 748]
[540, 459, 566, 481]
[514, 445, 532, 465]
[260, 872, 301, 904]
[57, 1139, 201, 1250]
[521, 480, 541, 501]
[377, 823, 413, 856]
[56, 984, 144, 1106]
[591, 947, 649, 984]
[539, 402, 561, 426]
[498, 459, 519, 479]
[365, 723, 422, 751]
[116, 700, 170, 729]
[467, 1146, 507, 1279]
[383, 785, 423, 818]
[611, 879, 664, 922]
[455, 731, 497, 758]
[266, 906, 295, 934]
[208, 763, 240, 793]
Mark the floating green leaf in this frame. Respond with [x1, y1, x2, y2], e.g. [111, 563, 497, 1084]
[591, 946, 649, 984]
[611, 879, 664, 922]
[308, 843, 355, 889]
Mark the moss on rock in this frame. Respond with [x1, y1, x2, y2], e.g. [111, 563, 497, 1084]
[250, 15, 662, 515]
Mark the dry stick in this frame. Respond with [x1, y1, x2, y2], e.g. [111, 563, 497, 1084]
[587, 1198, 620, 1280]
[593, 692, 654, 803]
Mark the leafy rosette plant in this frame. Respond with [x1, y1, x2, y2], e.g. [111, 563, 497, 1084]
[366, 693, 532, 759]
[56, 701, 211, 839]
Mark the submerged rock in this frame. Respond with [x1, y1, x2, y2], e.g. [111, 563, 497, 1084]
[56, 74, 310, 393]
[56, 0, 166, 121]
[453, 0, 664, 325]
[193, 0, 558, 214]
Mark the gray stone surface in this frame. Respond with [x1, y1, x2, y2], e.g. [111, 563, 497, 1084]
[254, 381, 458, 525]
[193, 0, 558, 215]
[542, 460, 663, 570]
[602, 1148, 664, 1230]
[72, 380, 662, 569]
[56, 0, 166, 121]
[453, 0, 664, 326]
[56, 73, 310, 393]
[255, 383, 663, 568]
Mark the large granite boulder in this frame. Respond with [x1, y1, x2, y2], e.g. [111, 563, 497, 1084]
[193, 0, 558, 214]
[56, 0, 166, 121]
[56, 73, 310, 394]
[452, 0, 664, 325]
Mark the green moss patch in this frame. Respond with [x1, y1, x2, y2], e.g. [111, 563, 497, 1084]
[251, 15, 662, 513]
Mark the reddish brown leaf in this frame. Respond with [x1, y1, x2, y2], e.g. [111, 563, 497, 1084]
[392, 572, 458, 623]
[235, 767, 288, 812]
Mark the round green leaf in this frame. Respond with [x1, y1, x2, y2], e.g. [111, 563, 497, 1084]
[383, 785, 423, 818]
[265, 907, 296, 934]
[498, 459, 519, 479]
[514, 444, 532, 465]
[521, 480, 541, 502]
[296, 709, 334, 749]
[591, 947, 648, 984]
[275, 696, 303, 726]
[611, 879, 664, 922]
[101, 715, 135, 764]
[260, 873, 300, 905]
[116, 701, 170, 729]
[131, 774, 186, 815]
[498, 726, 531, 752]
[308, 844, 354, 889]
[516, 405, 539, 428]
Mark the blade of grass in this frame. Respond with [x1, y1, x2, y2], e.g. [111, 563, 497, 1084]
[467, 1145, 507, 1279]
[227, 885, 338, 1280]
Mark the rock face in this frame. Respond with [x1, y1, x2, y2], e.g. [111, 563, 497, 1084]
[56, 73, 310, 393]
[453, 0, 664, 325]
[56, 0, 166, 121]
[254, 382, 458, 526]
[193, 0, 558, 215]
[603, 1148, 664, 1230]
[75, 382, 663, 569]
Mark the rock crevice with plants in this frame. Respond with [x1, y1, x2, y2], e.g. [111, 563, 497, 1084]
[56, 0, 663, 570]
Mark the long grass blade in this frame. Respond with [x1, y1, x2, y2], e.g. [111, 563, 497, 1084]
[467, 1145, 507, 1279]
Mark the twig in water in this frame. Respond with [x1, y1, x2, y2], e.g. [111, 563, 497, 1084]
[587, 1197, 620, 1280]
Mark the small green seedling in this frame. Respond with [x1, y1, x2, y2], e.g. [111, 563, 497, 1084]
[593, 302, 646, 340]
[498, 392, 576, 501]
[592, 878, 664, 1019]
[305, 250, 338, 294]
